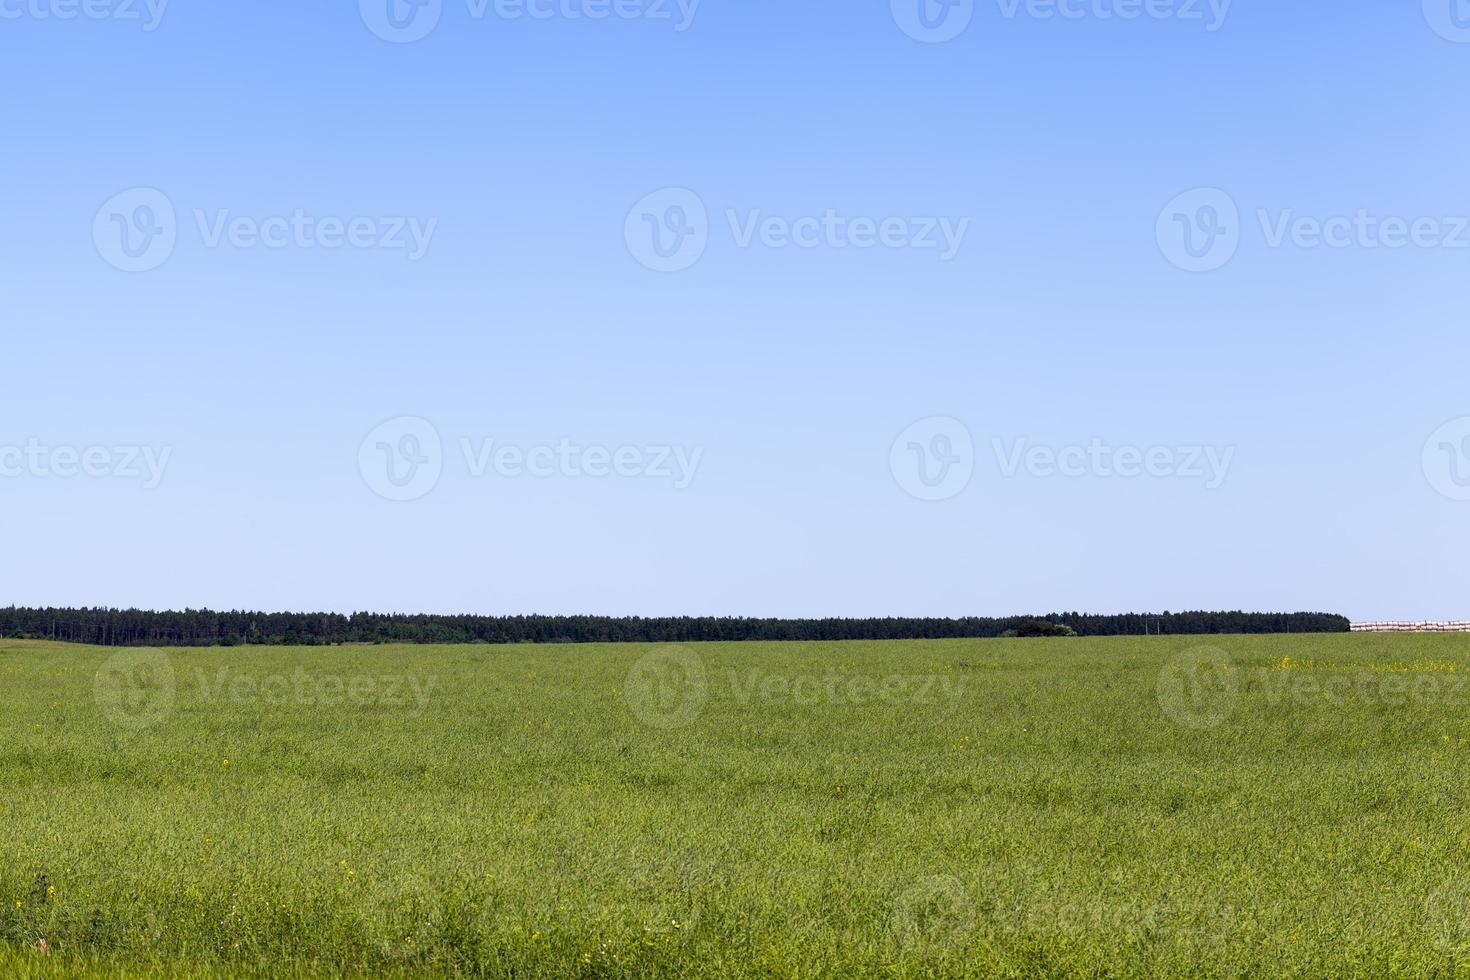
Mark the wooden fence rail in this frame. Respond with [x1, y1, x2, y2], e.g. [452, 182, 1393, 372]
[1350, 621, 1470, 633]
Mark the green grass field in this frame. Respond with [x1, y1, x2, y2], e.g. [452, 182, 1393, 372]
[3, 633, 1470, 978]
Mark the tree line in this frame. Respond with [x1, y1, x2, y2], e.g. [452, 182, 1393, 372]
[0, 607, 1351, 647]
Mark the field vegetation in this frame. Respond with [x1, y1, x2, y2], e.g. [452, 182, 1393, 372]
[2, 633, 1468, 977]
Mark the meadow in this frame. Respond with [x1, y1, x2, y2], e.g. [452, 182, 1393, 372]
[2, 633, 1470, 978]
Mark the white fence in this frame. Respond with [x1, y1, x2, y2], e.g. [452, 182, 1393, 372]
[1351, 621, 1470, 633]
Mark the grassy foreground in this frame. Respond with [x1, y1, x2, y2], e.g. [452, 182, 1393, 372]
[3, 633, 1470, 978]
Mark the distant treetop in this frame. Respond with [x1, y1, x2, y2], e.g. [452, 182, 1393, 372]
[0, 607, 1351, 647]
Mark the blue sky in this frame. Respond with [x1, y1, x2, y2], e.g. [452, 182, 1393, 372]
[3, 0, 1468, 620]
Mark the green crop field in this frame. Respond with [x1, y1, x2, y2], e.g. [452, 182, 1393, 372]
[3, 633, 1470, 978]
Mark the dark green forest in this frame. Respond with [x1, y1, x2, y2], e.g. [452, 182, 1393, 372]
[0, 607, 1350, 647]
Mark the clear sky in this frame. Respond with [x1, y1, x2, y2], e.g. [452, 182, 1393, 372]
[3, 0, 1468, 620]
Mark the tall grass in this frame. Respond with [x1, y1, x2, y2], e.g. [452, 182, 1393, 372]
[2, 634, 1468, 977]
